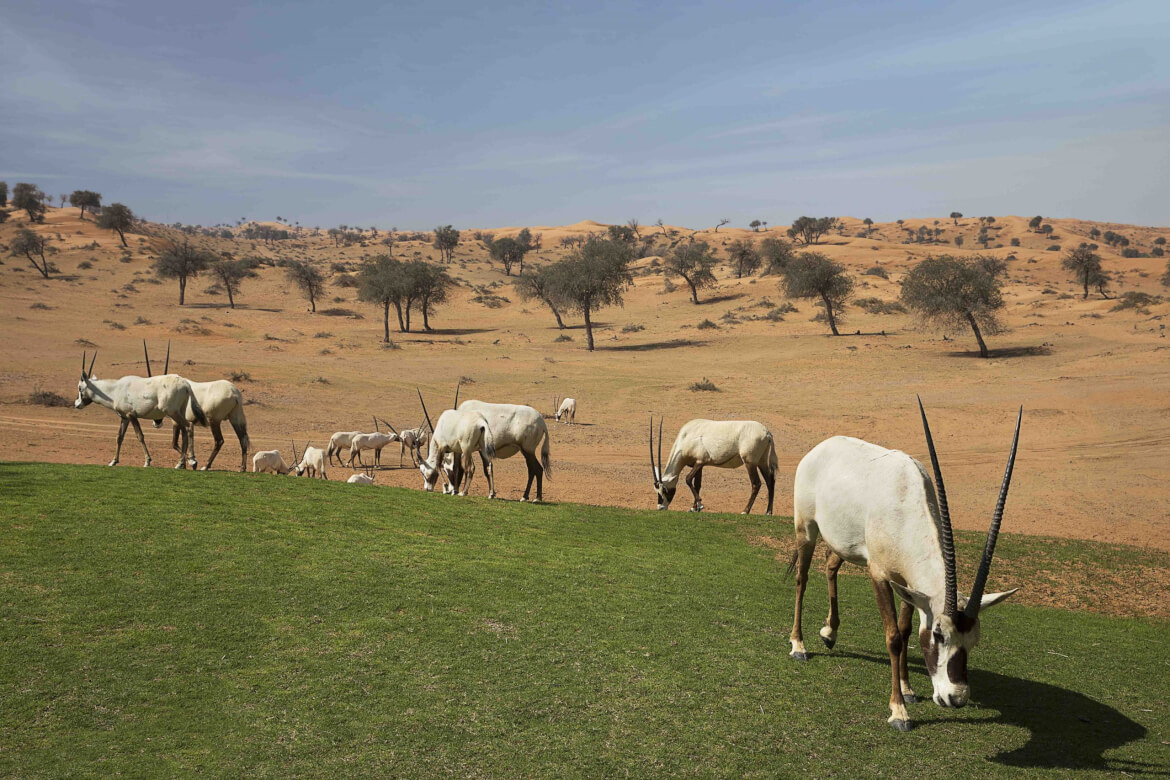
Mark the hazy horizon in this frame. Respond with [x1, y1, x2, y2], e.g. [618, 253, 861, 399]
[3, 0, 1168, 229]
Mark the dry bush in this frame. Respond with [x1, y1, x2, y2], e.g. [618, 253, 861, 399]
[621, 323, 645, 333]
[862, 265, 889, 279]
[228, 370, 252, 382]
[855, 297, 906, 314]
[696, 319, 719, 330]
[28, 388, 70, 407]
[688, 377, 719, 392]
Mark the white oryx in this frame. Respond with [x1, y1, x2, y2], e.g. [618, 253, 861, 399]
[648, 417, 778, 514]
[788, 399, 1021, 731]
[74, 350, 206, 468]
[143, 341, 250, 471]
[416, 389, 495, 496]
[327, 431, 362, 466]
[252, 449, 292, 475]
[293, 442, 327, 479]
[347, 469, 375, 484]
[397, 424, 430, 466]
[554, 395, 577, 424]
[456, 399, 552, 502]
[348, 431, 399, 468]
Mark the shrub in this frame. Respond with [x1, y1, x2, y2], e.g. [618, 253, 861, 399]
[107, 321, 126, 330]
[77, 260, 92, 270]
[554, 334, 573, 342]
[134, 316, 151, 325]
[1121, 248, 1140, 258]
[319, 307, 363, 318]
[621, 323, 645, 333]
[1111, 292, 1162, 312]
[312, 376, 330, 384]
[696, 319, 719, 330]
[688, 377, 720, 392]
[333, 273, 358, 287]
[1010, 237, 1020, 247]
[1047, 245, 1061, 251]
[855, 297, 906, 314]
[228, 370, 252, 382]
[862, 266, 889, 279]
[313, 331, 333, 339]
[28, 388, 70, 407]
[29, 302, 51, 310]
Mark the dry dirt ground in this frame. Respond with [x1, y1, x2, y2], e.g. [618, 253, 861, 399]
[2, 209, 1168, 557]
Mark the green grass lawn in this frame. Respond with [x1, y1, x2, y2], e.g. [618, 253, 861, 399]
[1, 463, 1167, 777]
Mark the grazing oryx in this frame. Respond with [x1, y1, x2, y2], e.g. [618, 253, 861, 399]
[649, 418, 777, 514]
[74, 351, 206, 468]
[143, 341, 250, 471]
[455, 399, 553, 501]
[554, 395, 577, 424]
[327, 431, 362, 466]
[417, 389, 495, 496]
[252, 449, 292, 474]
[293, 441, 327, 479]
[788, 399, 1021, 731]
[397, 423, 430, 466]
[348, 431, 399, 468]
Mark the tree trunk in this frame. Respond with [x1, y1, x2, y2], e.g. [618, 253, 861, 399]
[821, 294, 839, 335]
[226, 285, 235, 308]
[404, 305, 412, 333]
[382, 301, 391, 342]
[116, 229, 127, 248]
[547, 301, 566, 329]
[422, 298, 432, 331]
[965, 311, 989, 357]
[309, 289, 316, 312]
[1082, 275, 1089, 299]
[179, 277, 186, 305]
[393, 301, 405, 332]
[583, 307, 595, 351]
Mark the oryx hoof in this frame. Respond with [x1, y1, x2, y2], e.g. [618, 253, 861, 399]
[199, 466, 210, 471]
[903, 694, 918, 705]
[519, 496, 528, 502]
[820, 635, 836, 650]
[889, 719, 911, 732]
[108, 460, 119, 467]
[174, 462, 186, 470]
[790, 651, 809, 662]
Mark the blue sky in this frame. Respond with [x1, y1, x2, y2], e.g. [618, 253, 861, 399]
[2, 0, 1168, 228]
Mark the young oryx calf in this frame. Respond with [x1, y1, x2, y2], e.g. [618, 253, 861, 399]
[788, 399, 1021, 731]
[327, 431, 362, 466]
[252, 449, 292, 475]
[649, 417, 778, 514]
[293, 442, 328, 479]
[74, 351, 206, 468]
[417, 389, 495, 496]
[554, 395, 577, 424]
[347, 431, 398, 468]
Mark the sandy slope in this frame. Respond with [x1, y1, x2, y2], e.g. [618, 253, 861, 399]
[2, 208, 1167, 550]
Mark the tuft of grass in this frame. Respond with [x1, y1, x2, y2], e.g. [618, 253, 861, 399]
[228, 370, 252, 382]
[696, 319, 719, 330]
[862, 265, 889, 279]
[313, 332, 333, 339]
[855, 297, 907, 315]
[29, 302, 51, 311]
[688, 377, 720, 391]
[27, 388, 70, 407]
[621, 323, 645, 333]
[312, 375, 329, 384]
[382, 340, 402, 350]
[554, 334, 573, 342]
[1111, 292, 1162, 312]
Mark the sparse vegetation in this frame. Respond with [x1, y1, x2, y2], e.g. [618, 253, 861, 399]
[228, 370, 252, 382]
[688, 377, 719, 391]
[621, 323, 645, 333]
[1110, 292, 1162, 313]
[696, 319, 718, 330]
[862, 265, 888, 279]
[781, 252, 854, 335]
[855, 297, 906, 315]
[787, 216, 838, 245]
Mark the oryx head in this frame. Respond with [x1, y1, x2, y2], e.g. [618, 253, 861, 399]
[292, 440, 308, 475]
[554, 394, 562, 421]
[142, 340, 171, 428]
[75, 351, 99, 408]
[892, 398, 1021, 710]
[648, 416, 676, 509]
[416, 388, 441, 491]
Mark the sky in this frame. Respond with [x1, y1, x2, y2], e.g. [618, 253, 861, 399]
[2, 0, 1168, 229]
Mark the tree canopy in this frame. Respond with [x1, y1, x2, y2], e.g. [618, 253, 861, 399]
[432, 225, 460, 263]
[665, 241, 718, 304]
[69, 190, 102, 220]
[209, 258, 257, 308]
[97, 203, 135, 247]
[10, 228, 57, 279]
[153, 241, 215, 305]
[286, 260, 326, 313]
[12, 183, 47, 223]
[1061, 246, 1110, 299]
[759, 237, 795, 275]
[727, 239, 761, 278]
[551, 238, 634, 351]
[513, 264, 571, 329]
[787, 216, 838, 245]
[781, 252, 853, 335]
[900, 254, 1006, 357]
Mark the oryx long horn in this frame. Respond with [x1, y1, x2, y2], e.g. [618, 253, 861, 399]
[291, 439, 299, 463]
[918, 396, 958, 617]
[373, 415, 380, 433]
[648, 415, 657, 482]
[81, 351, 87, 377]
[143, 340, 152, 377]
[379, 418, 399, 435]
[163, 341, 170, 374]
[453, 381, 461, 410]
[417, 388, 434, 432]
[87, 351, 97, 377]
[657, 417, 664, 480]
[965, 406, 1022, 618]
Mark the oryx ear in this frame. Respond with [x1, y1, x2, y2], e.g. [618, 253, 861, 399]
[974, 588, 1019, 613]
[890, 581, 933, 613]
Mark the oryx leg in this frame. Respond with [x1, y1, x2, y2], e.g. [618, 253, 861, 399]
[897, 599, 917, 703]
[820, 552, 844, 649]
[742, 465, 762, 515]
[685, 466, 704, 512]
[129, 417, 155, 468]
[229, 418, 248, 473]
[874, 577, 911, 730]
[202, 421, 225, 471]
[762, 465, 776, 515]
[521, 449, 544, 502]
[789, 516, 818, 661]
[452, 457, 467, 496]
[110, 416, 131, 466]
[479, 452, 496, 499]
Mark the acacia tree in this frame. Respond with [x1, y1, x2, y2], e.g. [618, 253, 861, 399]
[154, 241, 214, 304]
[787, 216, 838, 245]
[665, 241, 718, 304]
[513, 264, 570, 329]
[781, 252, 854, 335]
[1162, 259, 1170, 288]
[0, 181, 7, 208]
[358, 255, 411, 338]
[97, 203, 135, 247]
[714, 218, 730, 233]
[759, 237, 795, 275]
[485, 236, 529, 276]
[432, 225, 460, 263]
[1028, 216, 1043, 232]
[410, 260, 455, 331]
[550, 238, 634, 351]
[950, 211, 963, 226]
[12, 183, 47, 223]
[209, 258, 257, 308]
[10, 228, 57, 278]
[1061, 246, 1109, 299]
[286, 259, 326, 313]
[863, 217, 874, 235]
[901, 254, 1006, 358]
[69, 190, 102, 219]
[727, 239, 761, 278]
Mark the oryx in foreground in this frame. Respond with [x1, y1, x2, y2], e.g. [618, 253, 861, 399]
[649, 418, 778, 514]
[417, 389, 495, 497]
[457, 399, 552, 501]
[788, 399, 1021, 731]
[143, 341, 250, 471]
[252, 449, 292, 475]
[554, 395, 576, 424]
[74, 351, 206, 468]
[293, 441, 327, 479]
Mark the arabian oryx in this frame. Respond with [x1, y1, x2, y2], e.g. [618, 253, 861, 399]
[74, 350, 206, 468]
[143, 341, 250, 471]
[252, 449, 292, 475]
[397, 423, 430, 466]
[648, 418, 778, 514]
[327, 431, 362, 466]
[554, 395, 577, 424]
[347, 468, 375, 484]
[457, 399, 552, 502]
[293, 441, 327, 479]
[788, 399, 1021, 731]
[416, 389, 495, 497]
[347, 431, 399, 468]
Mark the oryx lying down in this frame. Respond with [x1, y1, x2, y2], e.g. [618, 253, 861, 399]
[74, 351, 206, 468]
[142, 342, 250, 471]
[347, 470, 375, 484]
[649, 418, 777, 514]
[788, 399, 1021, 731]
[417, 390, 495, 496]
[456, 399, 552, 501]
[252, 449, 292, 474]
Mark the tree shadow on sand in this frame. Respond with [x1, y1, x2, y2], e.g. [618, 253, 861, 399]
[946, 345, 1052, 359]
[595, 339, 708, 352]
[838, 651, 1157, 774]
[699, 292, 747, 305]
